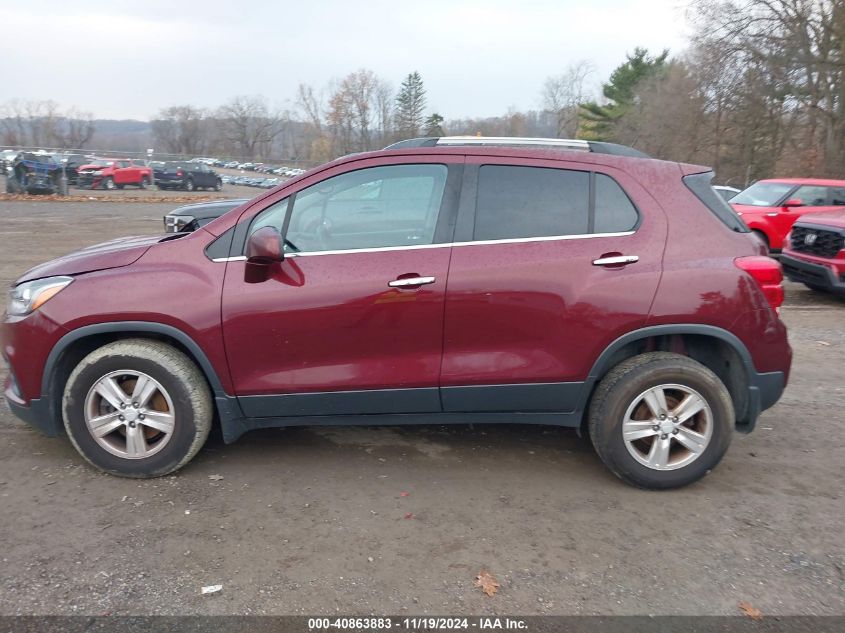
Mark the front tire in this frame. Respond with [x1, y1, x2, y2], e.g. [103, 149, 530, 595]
[588, 352, 734, 489]
[139, 176, 149, 190]
[214, 179, 222, 192]
[103, 177, 116, 191]
[62, 339, 212, 478]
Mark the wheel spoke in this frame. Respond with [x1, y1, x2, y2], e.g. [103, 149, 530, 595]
[673, 393, 705, 424]
[623, 419, 659, 442]
[94, 377, 128, 410]
[125, 424, 147, 457]
[140, 410, 174, 434]
[131, 375, 158, 408]
[647, 436, 672, 468]
[642, 387, 669, 418]
[88, 411, 124, 437]
[675, 426, 708, 454]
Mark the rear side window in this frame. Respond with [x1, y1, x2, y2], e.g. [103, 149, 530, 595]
[475, 166, 589, 240]
[594, 174, 639, 233]
[830, 188, 845, 205]
[683, 171, 749, 233]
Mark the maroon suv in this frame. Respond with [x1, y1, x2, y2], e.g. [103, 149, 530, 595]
[2, 137, 791, 489]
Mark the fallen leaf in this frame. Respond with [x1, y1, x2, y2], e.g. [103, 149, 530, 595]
[404, 512, 414, 519]
[475, 570, 500, 597]
[739, 601, 763, 620]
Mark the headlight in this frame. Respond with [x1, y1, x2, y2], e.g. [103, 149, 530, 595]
[7, 276, 73, 317]
[164, 215, 194, 232]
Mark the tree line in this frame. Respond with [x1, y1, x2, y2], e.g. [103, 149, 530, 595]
[2, 0, 841, 183]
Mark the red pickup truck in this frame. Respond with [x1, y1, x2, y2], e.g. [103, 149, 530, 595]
[76, 158, 153, 190]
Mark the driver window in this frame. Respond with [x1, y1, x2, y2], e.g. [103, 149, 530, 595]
[281, 164, 447, 254]
[793, 186, 827, 206]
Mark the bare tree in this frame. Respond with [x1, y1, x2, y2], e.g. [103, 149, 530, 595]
[218, 95, 287, 159]
[541, 60, 594, 137]
[151, 105, 208, 156]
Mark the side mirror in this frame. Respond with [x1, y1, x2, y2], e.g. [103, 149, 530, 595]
[246, 226, 283, 263]
[783, 198, 803, 208]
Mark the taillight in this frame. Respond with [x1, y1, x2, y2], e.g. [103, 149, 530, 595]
[735, 256, 784, 313]
[177, 170, 184, 176]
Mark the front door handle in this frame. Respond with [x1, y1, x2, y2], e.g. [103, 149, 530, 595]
[388, 276, 436, 288]
[592, 255, 639, 266]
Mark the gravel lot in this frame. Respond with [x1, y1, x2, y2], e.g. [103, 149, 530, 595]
[0, 200, 843, 616]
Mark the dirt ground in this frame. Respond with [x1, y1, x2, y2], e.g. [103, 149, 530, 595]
[0, 200, 842, 616]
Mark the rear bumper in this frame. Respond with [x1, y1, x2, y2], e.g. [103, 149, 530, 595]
[781, 253, 845, 295]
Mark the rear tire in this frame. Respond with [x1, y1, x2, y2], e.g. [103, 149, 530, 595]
[588, 352, 734, 489]
[214, 179, 222, 192]
[62, 339, 212, 478]
[184, 179, 195, 192]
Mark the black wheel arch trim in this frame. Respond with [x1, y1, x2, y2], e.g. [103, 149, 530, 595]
[41, 321, 231, 399]
[579, 323, 785, 431]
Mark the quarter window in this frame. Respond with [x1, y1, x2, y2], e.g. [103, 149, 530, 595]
[474, 165, 589, 240]
[594, 173, 639, 232]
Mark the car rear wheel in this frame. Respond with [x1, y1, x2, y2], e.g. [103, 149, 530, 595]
[62, 339, 212, 478]
[588, 352, 734, 489]
[184, 179, 195, 192]
[214, 179, 222, 192]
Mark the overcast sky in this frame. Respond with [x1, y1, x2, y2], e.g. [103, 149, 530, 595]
[5, 0, 690, 121]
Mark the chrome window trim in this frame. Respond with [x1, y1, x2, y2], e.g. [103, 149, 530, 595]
[211, 255, 247, 263]
[213, 232, 636, 262]
[283, 231, 635, 258]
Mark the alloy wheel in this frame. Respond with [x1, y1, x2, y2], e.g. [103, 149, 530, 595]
[83, 370, 176, 459]
[621, 383, 713, 471]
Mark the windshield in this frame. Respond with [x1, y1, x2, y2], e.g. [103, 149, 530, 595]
[90, 159, 114, 167]
[731, 182, 794, 207]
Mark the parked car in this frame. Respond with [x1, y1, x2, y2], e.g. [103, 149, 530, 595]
[5, 151, 66, 195]
[163, 198, 249, 233]
[780, 210, 845, 295]
[154, 161, 222, 191]
[1, 136, 790, 488]
[730, 178, 845, 252]
[713, 185, 740, 201]
[77, 158, 152, 190]
[224, 161, 240, 169]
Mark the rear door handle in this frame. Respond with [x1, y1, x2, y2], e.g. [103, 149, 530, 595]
[388, 276, 436, 288]
[592, 255, 639, 266]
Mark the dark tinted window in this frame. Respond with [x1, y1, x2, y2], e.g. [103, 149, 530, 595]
[830, 187, 845, 205]
[683, 171, 749, 233]
[793, 185, 828, 206]
[594, 174, 638, 232]
[475, 166, 589, 240]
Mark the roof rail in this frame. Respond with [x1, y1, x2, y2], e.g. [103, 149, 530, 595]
[384, 136, 649, 158]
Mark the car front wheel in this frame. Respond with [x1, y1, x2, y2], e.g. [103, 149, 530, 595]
[588, 352, 734, 489]
[62, 339, 212, 478]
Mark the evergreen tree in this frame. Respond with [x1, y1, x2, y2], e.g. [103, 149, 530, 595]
[395, 72, 427, 137]
[580, 48, 669, 140]
[423, 113, 445, 137]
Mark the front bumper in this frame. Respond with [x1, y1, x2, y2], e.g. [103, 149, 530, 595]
[4, 386, 61, 436]
[76, 173, 103, 189]
[781, 253, 845, 295]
